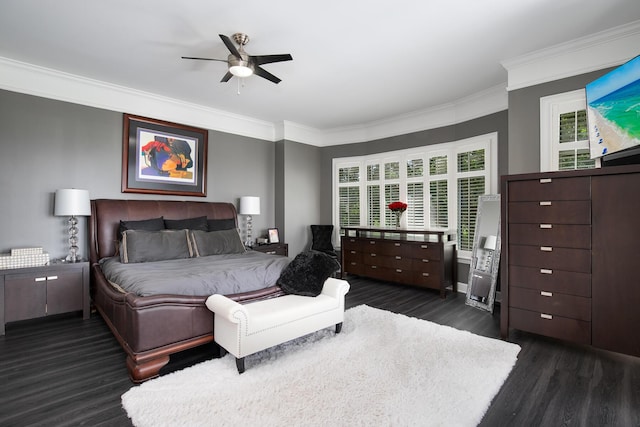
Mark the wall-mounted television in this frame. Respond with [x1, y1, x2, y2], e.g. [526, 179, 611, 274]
[586, 54, 640, 162]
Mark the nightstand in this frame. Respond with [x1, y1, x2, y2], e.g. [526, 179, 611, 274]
[0, 261, 90, 335]
[251, 243, 288, 257]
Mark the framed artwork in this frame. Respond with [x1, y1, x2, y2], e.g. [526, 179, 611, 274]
[268, 228, 280, 243]
[122, 114, 208, 197]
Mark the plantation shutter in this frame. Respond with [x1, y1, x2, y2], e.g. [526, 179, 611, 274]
[429, 155, 448, 228]
[384, 184, 400, 227]
[406, 158, 425, 227]
[457, 149, 486, 252]
[338, 166, 361, 228]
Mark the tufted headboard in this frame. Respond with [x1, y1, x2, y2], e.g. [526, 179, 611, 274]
[89, 199, 238, 264]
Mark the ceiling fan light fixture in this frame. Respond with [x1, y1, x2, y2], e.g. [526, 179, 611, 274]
[228, 57, 254, 78]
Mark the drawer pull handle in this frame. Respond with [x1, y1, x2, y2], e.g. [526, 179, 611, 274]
[47, 276, 58, 280]
[35, 277, 46, 282]
[539, 224, 552, 229]
[350, 250, 356, 254]
[421, 245, 428, 249]
[422, 259, 429, 263]
[540, 313, 553, 320]
[540, 178, 552, 184]
[541, 291, 553, 297]
[369, 241, 376, 244]
[539, 201, 552, 206]
[371, 265, 377, 269]
[370, 253, 377, 257]
[350, 262, 357, 265]
[540, 269, 553, 274]
[395, 256, 402, 260]
[349, 239, 356, 242]
[396, 269, 402, 273]
[394, 243, 401, 247]
[540, 246, 553, 252]
[422, 272, 430, 277]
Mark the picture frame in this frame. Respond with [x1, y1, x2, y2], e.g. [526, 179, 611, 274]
[268, 228, 280, 244]
[122, 114, 208, 197]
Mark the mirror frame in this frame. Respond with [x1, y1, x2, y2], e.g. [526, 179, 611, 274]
[465, 194, 501, 313]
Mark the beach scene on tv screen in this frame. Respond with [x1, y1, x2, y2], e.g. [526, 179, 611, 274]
[586, 55, 640, 158]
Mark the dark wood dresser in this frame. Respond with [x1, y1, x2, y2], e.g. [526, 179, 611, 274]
[341, 227, 457, 298]
[501, 164, 640, 358]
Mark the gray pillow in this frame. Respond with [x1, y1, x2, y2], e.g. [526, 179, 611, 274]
[190, 229, 246, 256]
[120, 230, 193, 263]
[164, 216, 208, 231]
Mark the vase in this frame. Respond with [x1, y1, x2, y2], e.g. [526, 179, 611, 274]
[393, 211, 403, 228]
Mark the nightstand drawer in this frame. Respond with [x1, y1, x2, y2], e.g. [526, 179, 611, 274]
[509, 244, 590, 273]
[509, 307, 591, 345]
[509, 266, 591, 297]
[508, 201, 591, 224]
[508, 177, 590, 201]
[510, 287, 591, 321]
[508, 224, 590, 249]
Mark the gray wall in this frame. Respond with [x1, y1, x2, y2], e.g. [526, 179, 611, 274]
[507, 67, 614, 174]
[0, 89, 277, 260]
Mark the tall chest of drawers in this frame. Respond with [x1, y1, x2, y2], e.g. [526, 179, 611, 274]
[501, 165, 640, 358]
[341, 227, 457, 298]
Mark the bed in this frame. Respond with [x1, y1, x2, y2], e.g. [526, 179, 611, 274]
[89, 199, 287, 383]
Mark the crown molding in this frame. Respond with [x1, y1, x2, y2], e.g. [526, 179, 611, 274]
[0, 55, 507, 147]
[502, 20, 640, 91]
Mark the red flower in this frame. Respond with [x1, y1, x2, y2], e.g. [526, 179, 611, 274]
[388, 201, 408, 212]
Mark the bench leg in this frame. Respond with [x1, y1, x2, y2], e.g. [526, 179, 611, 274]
[335, 322, 343, 334]
[236, 357, 246, 374]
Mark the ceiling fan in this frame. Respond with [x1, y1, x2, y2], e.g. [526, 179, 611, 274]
[181, 33, 293, 84]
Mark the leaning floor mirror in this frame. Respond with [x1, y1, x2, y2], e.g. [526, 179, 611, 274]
[465, 194, 501, 313]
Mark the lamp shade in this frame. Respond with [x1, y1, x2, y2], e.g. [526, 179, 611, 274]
[54, 189, 91, 216]
[239, 196, 260, 215]
[483, 235, 497, 251]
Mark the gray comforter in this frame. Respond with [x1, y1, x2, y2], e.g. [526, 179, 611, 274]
[99, 250, 290, 297]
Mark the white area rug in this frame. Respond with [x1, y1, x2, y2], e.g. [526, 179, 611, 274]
[122, 305, 520, 427]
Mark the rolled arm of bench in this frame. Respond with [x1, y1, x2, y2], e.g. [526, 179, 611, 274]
[321, 278, 350, 299]
[205, 294, 246, 324]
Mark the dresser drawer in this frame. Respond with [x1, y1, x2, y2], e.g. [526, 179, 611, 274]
[361, 239, 402, 256]
[510, 287, 591, 321]
[508, 177, 590, 202]
[402, 242, 440, 261]
[363, 253, 412, 270]
[343, 259, 365, 275]
[509, 266, 591, 297]
[509, 244, 591, 273]
[509, 307, 591, 345]
[508, 224, 590, 249]
[363, 264, 413, 283]
[508, 201, 591, 224]
[341, 237, 362, 251]
[411, 270, 442, 289]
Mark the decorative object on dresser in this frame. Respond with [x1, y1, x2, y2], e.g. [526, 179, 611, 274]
[0, 247, 50, 270]
[341, 227, 457, 298]
[238, 196, 260, 246]
[54, 189, 91, 263]
[387, 201, 408, 228]
[465, 195, 501, 312]
[0, 261, 90, 335]
[121, 305, 520, 427]
[501, 164, 640, 358]
[267, 227, 279, 243]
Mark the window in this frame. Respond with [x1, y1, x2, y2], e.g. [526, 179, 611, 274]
[540, 90, 598, 171]
[333, 133, 497, 258]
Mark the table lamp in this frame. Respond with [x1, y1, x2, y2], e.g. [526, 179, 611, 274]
[239, 196, 260, 247]
[55, 189, 91, 262]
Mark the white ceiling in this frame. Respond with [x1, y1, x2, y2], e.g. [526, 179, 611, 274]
[1, 0, 640, 134]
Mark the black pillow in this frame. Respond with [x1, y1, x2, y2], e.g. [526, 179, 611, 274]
[207, 218, 236, 231]
[164, 216, 208, 231]
[277, 251, 340, 297]
[118, 217, 165, 239]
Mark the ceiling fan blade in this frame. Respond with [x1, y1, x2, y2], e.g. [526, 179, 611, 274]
[220, 71, 233, 83]
[254, 66, 282, 84]
[219, 34, 242, 59]
[181, 56, 227, 62]
[251, 54, 293, 66]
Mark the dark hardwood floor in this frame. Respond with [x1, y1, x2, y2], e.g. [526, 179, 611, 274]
[1, 276, 639, 426]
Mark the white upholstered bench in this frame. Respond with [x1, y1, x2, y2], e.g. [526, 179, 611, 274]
[205, 277, 350, 373]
